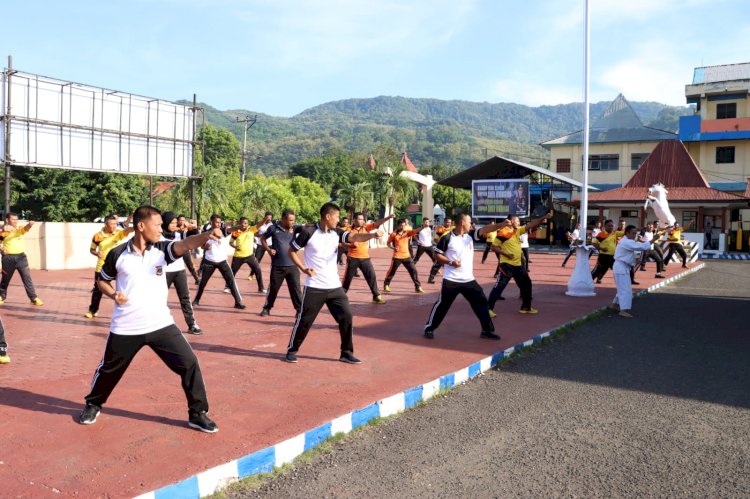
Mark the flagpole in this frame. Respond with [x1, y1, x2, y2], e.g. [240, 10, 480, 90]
[566, 0, 596, 297]
[581, 0, 590, 229]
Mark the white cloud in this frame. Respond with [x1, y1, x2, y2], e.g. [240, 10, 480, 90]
[591, 0, 712, 23]
[596, 38, 689, 106]
[491, 78, 583, 106]
[233, 0, 478, 73]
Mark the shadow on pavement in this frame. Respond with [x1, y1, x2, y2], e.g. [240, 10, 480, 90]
[502, 290, 750, 410]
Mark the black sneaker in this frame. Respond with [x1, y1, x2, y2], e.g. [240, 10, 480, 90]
[423, 330, 434, 339]
[187, 324, 202, 335]
[188, 411, 218, 433]
[260, 309, 270, 317]
[234, 303, 246, 310]
[78, 403, 101, 425]
[192, 300, 200, 307]
[284, 351, 298, 363]
[480, 331, 501, 340]
[339, 352, 362, 364]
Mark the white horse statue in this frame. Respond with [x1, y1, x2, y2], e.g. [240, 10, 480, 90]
[644, 183, 676, 228]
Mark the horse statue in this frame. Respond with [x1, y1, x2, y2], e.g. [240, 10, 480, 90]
[644, 183, 676, 228]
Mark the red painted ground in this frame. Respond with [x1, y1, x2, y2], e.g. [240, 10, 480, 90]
[0, 249, 692, 497]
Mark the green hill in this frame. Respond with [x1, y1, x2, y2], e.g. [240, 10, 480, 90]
[184, 96, 687, 176]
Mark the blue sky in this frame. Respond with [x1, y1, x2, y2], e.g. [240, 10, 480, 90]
[5, 0, 749, 117]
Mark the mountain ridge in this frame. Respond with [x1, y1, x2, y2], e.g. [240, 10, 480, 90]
[184, 95, 687, 175]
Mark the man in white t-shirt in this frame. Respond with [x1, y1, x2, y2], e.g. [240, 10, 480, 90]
[412, 219, 436, 265]
[284, 202, 383, 364]
[254, 211, 274, 263]
[192, 214, 245, 309]
[78, 205, 224, 433]
[562, 223, 581, 267]
[423, 213, 499, 340]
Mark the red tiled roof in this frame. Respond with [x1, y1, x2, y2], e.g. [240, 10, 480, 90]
[152, 181, 177, 197]
[624, 140, 708, 188]
[587, 140, 749, 203]
[405, 203, 421, 213]
[401, 152, 418, 173]
[588, 186, 748, 203]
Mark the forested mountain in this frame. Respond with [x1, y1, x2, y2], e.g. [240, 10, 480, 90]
[188, 96, 688, 176]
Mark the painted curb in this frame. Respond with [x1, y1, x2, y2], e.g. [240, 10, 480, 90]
[135, 264, 705, 499]
[699, 253, 750, 260]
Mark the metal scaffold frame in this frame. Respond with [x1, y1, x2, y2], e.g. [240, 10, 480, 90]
[1, 56, 200, 215]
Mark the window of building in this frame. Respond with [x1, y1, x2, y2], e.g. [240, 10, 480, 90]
[620, 210, 638, 218]
[630, 153, 649, 170]
[556, 158, 571, 173]
[716, 146, 735, 164]
[588, 154, 619, 171]
[716, 103, 737, 119]
[682, 211, 697, 229]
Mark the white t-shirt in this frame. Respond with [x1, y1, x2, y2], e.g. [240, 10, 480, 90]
[520, 233, 529, 248]
[434, 230, 475, 283]
[291, 223, 351, 289]
[257, 221, 273, 247]
[99, 239, 178, 335]
[417, 227, 433, 247]
[163, 233, 186, 272]
[204, 231, 231, 263]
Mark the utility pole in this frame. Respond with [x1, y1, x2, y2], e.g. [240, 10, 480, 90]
[190, 94, 197, 220]
[3, 55, 15, 216]
[236, 114, 257, 184]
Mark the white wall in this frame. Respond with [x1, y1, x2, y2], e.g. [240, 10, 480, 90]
[8, 222, 105, 270]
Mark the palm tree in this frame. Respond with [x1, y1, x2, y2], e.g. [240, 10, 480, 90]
[382, 163, 418, 211]
[336, 181, 374, 217]
[241, 177, 274, 222]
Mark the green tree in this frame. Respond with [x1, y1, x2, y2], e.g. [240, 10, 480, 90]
[380, 162, 419, 216]
[189, 125, 244, 221]
[286, 176, 329, 222]
[334, 181, 374, 217]
[11, 167, 148, 222]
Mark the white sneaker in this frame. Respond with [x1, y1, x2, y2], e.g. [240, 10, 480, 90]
[223, 288, 231, 294]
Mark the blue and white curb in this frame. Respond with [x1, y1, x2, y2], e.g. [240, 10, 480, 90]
[700, 253, 750, 260]
[135, 265, 705, 499]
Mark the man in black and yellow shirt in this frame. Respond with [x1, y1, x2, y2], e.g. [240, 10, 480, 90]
[0, 212, 43, 306]
[487, 214, 549, 314]
[591, 219, 625, 284]
[230, 217, 265, 293]
[664, 220, 694, 268]
[87, 213, 134, 318]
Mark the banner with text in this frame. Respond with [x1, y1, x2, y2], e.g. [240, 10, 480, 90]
[472, 179, 530, 219]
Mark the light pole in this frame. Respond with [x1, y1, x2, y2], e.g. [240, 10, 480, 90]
[236, 114, 257, 184]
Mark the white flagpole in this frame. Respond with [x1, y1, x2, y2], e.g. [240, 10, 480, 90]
[566, 0, 596, 297]
[581, 0, 590, 229]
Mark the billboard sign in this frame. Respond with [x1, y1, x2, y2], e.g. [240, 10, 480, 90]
[472, 179, 530, 219]
[1, 70, 194, 177]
